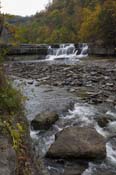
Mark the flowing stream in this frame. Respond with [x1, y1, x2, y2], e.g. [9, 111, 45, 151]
[12, 76, 116, 175]
[7, 44, 116, 175]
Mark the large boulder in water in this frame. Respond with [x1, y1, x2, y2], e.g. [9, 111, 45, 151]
[31, 111, 59, 130]
[47, 127, 106, 160]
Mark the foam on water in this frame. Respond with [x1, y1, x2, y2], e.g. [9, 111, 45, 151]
[64, 103, 97, 127]
[106, 142, 116, 166]
[108, 121, 116, 133]
[53, 124, 63, 132]
[70, 103, 97, 117]
[30, 130, 40, 140]
[106, 111, 116, 119]
[82, 163, 94, 175]
[12, 76, 116, 174]
[36, 134, 55, 157]
[95, 124, 108, 138]
[46, 43, 88, 60]
[76, 44, 88, 58]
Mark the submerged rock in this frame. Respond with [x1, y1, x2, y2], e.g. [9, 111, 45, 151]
[96, 116, 112, 128]
[27, 80, 34, 85]
[31, 111, 59, 130]
[47, 127, 106, 160]
[63, 163, 87, 175]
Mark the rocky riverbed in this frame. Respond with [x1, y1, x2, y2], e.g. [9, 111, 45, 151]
[6, 59, 116, 105]
[5, 58, 116, 175]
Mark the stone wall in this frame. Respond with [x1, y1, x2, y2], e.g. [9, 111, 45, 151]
[1, 43, 116, 58]
[8, 44, 48, 56]
[88, 44, 116, 56]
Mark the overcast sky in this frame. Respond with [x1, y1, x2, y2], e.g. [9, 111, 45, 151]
[1, 0, 51, 16]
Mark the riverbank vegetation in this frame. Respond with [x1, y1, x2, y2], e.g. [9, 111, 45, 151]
[2, 0, 116, 47]
[0, 61, 33, 174]
[0, 24, 33, 174]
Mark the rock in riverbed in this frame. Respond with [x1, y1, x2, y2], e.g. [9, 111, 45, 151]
[63, 163, 87, 175]
[47, 127, 106, 160]
[0, 137, 16, 175]
[31, 111, 59, 130]
[96, 116, 112, 128]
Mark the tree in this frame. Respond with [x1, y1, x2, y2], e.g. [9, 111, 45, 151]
[3, 0, 116, 46]
[0, 0, 4, 36]
[98, 0, 116, 46]
[78, 4, 101, 42]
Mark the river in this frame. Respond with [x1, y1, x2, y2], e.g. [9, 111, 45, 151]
[5, 53, 116, 175]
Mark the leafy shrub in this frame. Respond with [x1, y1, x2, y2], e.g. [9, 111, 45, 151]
[0, 69, 24, 114]
[0, 81, 24, 114]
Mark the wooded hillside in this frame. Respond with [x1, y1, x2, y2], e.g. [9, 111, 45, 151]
[2, 0, 116, 46]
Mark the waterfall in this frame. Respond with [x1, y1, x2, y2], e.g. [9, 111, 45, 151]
[77, 43, 88, 58]
[46, 43, 88, 60]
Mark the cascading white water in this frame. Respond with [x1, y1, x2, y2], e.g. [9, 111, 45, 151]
[77, 43, 88, 58]
[13, 76, 116, 175]
[46, 43, 88, 60]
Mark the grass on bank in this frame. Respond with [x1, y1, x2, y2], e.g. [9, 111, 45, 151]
[0, 62, 32, 174]
[0, 74, 23, 114]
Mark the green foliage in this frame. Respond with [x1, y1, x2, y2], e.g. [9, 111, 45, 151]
[0, 48, 8, 63]
[3, 0, 116, 46]
[0, 14, 4, 36]
[3, 120, 24, 151]
[98, 0, 116, 46]
[0, 69, 31, 174]
[0, 69, 24, 114]
[79, 4, 101, 42]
